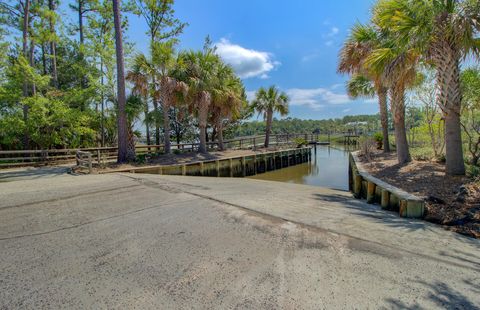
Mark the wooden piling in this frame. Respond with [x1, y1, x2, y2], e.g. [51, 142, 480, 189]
[354, 174, 362, 198]
[367, 181, 376, 203]
[381, 189, 389, 209]
[241, 156, 246, 177]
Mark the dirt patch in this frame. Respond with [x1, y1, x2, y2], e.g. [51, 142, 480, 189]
[358, 151, 480, 238]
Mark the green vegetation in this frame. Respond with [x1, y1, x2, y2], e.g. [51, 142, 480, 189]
[0, 0, 250, 163]
[0, 0, 478, 173]
[228, 115, 382, 139]
[251, 86, 289, 147]
[338, 0, 480, 176]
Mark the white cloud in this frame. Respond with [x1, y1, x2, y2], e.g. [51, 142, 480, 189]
[321, 26, 340, 47]
[247, 86, 353, 111]
[301, 52, 320, 63]
[286, 87, 351, 110]
[215, 38, 279, 79]
[330, 83, 343, 90]
[326, 27, 339, 37]
[342, 108, 352, 113]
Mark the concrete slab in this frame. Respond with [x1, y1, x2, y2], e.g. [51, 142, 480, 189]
[0, 173, 479, 309]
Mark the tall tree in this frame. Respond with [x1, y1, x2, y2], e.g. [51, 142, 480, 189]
[338, 23, 391, 153]
[48, 0, 58, 87]
[112, 0, 132, 162]
[366, 48, 419, 164]
[134, 0, 187, 146]
[127, 54, 152, 146]
[177, 50, 219, 153]
[21, 0, 31, 149]
[87, 0, 118, 146]
[152, 41, 187, 153]
[252, 86, 289, 148]
[211, 64, 245, 151]
[69, 0, 93, 89]
[374, 0, 480, 174]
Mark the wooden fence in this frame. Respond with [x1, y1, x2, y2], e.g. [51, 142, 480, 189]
[0, 133, 329, 168]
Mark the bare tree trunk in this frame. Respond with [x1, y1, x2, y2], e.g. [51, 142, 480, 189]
[264, 109, 273, 148]
[378, 87, 390, 152]
[100, 58, 105, 147]
[436, 48, 465, 175]
[445, 113, 465, 174]
[216, 119, 224, 151]
[198, 91, 211, 153]
[78, 0, 84, 44]
[78, 0, 87, 89]
[127, 126, 136, 159]
[152, 76, 160, 146]
[391, 86, 411, 164]
[144, 97, 151, 146]
[22, 0, 30, 150]
[163, 103, 171, 154]
[48, 0, 58, 88]
[112, 0, 132, 163]
[41, 44, 47, 75]
[29, 38, 36, 95]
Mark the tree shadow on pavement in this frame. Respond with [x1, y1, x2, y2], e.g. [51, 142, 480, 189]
[385, 279, 480, 310]
[0, 166, 71, 182]
[312, 192, 430, 233]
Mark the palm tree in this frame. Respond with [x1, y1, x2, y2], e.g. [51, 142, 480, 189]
[346, 75, 390, 145]
[252, 86, 289, 148]
[176, 50, 219, 153]
[126, 54, 151, 146]
[366, 48, 419, 164]
[125, 95, 145, 156]
[373, 0, 480, 174]
[338, 23, 391, 152]
[211, 64, 246, 150]
[152, 41, 188, 154]
[112, 0, 134, 162]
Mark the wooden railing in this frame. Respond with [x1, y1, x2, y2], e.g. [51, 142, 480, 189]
[0, 133, 329, 168]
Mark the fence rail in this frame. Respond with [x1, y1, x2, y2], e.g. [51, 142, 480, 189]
[0, 133, 332, 168]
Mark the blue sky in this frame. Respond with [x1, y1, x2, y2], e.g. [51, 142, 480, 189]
[71, 0, 380, 120]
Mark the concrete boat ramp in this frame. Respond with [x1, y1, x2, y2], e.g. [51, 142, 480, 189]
[0, 171, 479, 309]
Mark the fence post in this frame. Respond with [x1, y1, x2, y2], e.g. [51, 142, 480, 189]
[88, 153, 92, 173]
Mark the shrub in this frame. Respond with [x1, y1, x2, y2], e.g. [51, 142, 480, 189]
[373, 132, 383, 143]
[136, 154, 149, 164]
[410, 147, 435, 161]
[359, 136, 376, 161]
[293, 137, 308, 148]
[466, 163, 480, 178]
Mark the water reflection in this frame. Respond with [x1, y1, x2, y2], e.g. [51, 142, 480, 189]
[249, 145, 351, 191]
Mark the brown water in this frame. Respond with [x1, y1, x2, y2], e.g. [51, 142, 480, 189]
[249, 145, 351, 191]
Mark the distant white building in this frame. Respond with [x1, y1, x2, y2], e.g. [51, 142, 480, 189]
[345, 121, 368, 127]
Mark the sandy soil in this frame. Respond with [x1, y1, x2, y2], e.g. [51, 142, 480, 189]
[359, 151, 480, 238]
